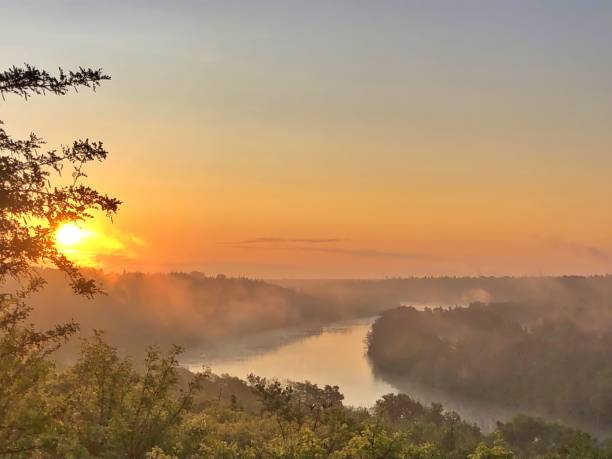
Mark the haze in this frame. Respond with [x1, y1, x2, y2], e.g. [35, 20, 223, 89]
[2, 1, 612, 277]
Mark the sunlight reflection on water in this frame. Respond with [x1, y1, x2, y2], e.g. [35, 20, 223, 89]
[184, 315, 610, 437]
[188, 317, 396, 408]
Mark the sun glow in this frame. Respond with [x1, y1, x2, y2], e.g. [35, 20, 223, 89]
[53, 220, 139, 268]
[55, 223, 90, 247]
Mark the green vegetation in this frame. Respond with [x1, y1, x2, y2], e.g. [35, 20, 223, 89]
[2, 327, 611, 458]
[367, 304, 612, 430]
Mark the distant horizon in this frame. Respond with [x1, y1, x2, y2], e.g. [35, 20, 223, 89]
[40, 266, 612, 281]
[3, 1, 611, 277]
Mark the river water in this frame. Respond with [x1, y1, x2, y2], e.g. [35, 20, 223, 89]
[187, 317, 395, 408]
[185, 316, 607, 436]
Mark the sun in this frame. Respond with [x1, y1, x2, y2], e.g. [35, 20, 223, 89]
[55, 222, 89, 247]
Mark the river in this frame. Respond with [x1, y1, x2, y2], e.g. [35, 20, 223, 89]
[184, 316, 607, 436]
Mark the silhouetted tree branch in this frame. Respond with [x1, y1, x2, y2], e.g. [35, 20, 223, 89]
[0, 64, 118, 296]
[0, 64, 109, 100]
[0, 64, 116, 453]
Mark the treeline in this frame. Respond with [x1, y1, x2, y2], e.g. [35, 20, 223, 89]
[3, 328, 610, 458]
[27, 272, 612, 360]
[278, 276, 612, 315]
[367, 303, 612, 431]
[26, 269, 391, 358]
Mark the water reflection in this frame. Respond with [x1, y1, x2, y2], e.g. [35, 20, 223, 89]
[185, 316, 608, 437]
[189, 317, 395, 408]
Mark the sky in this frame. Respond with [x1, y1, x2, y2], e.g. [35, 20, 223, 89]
[2, 1, 612, 277]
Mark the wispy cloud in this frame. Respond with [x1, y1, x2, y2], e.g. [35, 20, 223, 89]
[234, 244, 424, 260]
[221, 236, 425, 259]
[553, 241, 612, 263]
[237, 237, 346, 244]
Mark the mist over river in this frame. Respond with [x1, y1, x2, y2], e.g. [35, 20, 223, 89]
[184, 316, 609, 437]
[185, 317, 394, 408]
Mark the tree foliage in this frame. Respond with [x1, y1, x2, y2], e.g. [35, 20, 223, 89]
[49, 333, 206, 458]
[1, 64, 119, 297]
[368, 304, 612, 428]
[0, 64, 110, 100]
[0, 64, 118, 456]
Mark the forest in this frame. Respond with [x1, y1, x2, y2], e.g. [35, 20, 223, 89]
[4, 328, 612, 458]
[277, 277, 612, 318]
[25, 269, 391, 360]
[27, 272, 612, 362]
[367, 300, 612, 433]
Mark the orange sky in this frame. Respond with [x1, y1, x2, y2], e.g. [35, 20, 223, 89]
[3, 2, 612, 277]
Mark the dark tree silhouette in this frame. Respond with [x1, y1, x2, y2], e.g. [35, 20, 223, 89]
[0, 64, 119, 296]
[0, 64, 110, 100]
[0, 65, 117, 454]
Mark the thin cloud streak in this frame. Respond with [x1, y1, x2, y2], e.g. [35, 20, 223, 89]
[237, 237, 347, 244]
[234, 244, 425, 260]
[555, 242, 612, 263]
